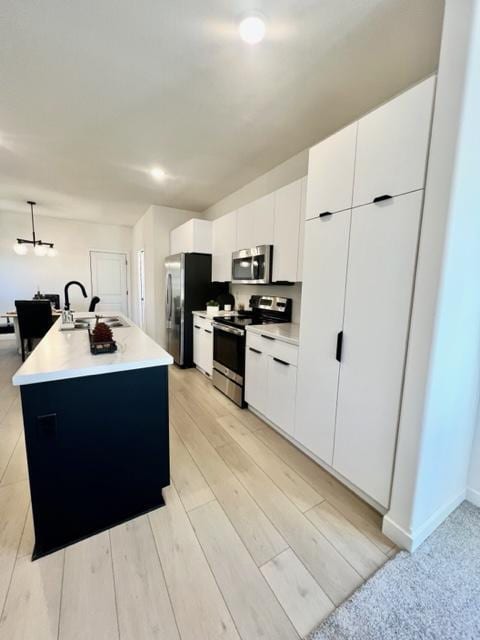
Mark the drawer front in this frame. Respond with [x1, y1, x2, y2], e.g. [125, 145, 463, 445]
[193, 315, 212, 331]
[246, 332, 298, 366]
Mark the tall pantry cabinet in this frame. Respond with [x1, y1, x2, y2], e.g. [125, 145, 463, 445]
[295, 76, 435, 509]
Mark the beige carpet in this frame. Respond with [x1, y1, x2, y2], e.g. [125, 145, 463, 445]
[309, 501, 480, 640]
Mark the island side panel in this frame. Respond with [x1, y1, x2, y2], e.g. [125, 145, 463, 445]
[20, 365, 169, 559]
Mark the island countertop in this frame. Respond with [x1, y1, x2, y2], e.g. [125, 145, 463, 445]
[12, 312, 173, 386]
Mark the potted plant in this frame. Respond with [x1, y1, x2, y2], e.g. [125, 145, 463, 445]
[206, 299, 220, 317]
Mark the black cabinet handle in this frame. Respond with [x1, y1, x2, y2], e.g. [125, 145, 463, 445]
[336, 331, 343, 362]
[249, 347, 262, 354]
[194, 325, 201, 329]
[273, 357, 290, 366]
[261, 334, 275, 341]
[204, 329, 212, 334]
[373, 194, 393, 204]
[319, 211, 333, 218]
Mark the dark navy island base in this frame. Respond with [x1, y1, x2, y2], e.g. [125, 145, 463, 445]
[19, 365, 169, 560]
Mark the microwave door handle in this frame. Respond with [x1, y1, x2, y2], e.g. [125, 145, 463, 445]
[251, 255, 255, 281]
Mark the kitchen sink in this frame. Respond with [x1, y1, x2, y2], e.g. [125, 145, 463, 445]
[61, 316, 130, 331]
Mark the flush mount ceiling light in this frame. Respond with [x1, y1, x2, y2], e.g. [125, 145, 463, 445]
[150, 167, 166, 181]
[239, 14, 266, 45]
[13, 201, 57, 257]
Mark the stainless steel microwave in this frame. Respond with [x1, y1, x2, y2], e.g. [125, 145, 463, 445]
[231, 245, 273, 284]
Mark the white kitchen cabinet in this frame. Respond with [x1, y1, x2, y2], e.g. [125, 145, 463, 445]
[245, 331, 298, 435]
[193, 315, 213, 376]
[273, 178, 303, 283]
[170, 219, 212, 255]
[333, 191, 423, 507]
[212, 210, 237, 282]
[305, 122, 357, 221]
[353, 76, 435, 208]
[266, 356, 297, 437]
[245, 344, 269, 416]
[296, 177, 307, 282]
[295, 210, 351, 465]
[193, 321, 203, 369]
[236, 193, 275, 250]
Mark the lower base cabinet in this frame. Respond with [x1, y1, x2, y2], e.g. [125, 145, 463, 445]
[266, 356, 297, 436]
[193, 315, 213, 376]
[245, 332, 298, 437]
[245, 346, 268, 416]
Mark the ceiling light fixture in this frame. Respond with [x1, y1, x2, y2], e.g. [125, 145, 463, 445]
[150, 167, 166, 181]
[13, 201, 56, 257]
[239, 14, 266, 45]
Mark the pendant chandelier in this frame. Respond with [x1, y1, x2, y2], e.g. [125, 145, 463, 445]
[13, 201, 57, 257]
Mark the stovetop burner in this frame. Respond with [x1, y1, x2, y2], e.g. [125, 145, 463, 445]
[213, 296, 292, 329]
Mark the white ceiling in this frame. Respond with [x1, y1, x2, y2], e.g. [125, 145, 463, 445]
[0, 0, 444, 226]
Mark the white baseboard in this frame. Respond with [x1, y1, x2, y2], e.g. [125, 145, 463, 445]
[248, 406, 386, 514]
[383, 489, 466, 552]
[466, 486, 480, 507]
[382, 517, 413, 551]
[0, 334, 16, 342]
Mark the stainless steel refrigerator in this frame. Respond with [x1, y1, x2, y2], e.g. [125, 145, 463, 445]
[165, 253, 227, 367]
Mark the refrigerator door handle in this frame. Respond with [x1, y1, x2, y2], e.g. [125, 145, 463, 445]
[166, 273, 172, 322]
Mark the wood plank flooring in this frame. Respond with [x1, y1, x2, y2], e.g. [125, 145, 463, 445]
[0, 341, 393, 639]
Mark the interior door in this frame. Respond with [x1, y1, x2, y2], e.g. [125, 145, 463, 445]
[333, 191, 423, 507]
[294, 210, 351, 464]
[165, 254, 183, 365]
[90, 251, 128, 315]
[137, 249, 145, 329]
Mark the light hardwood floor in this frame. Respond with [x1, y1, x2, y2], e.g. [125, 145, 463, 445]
[0, 341, 395, 640]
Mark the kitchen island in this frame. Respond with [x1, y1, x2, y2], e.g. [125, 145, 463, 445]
[12, 313, 173, 559]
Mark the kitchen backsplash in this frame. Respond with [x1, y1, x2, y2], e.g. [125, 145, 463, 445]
[229, 283, 302, 324]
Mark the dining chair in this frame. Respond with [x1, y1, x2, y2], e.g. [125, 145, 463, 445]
[15, 300, 53, 361]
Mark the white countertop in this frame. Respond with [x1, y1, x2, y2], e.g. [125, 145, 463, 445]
[12, 313, 173, 386]
[192, 310, 234, 318]
[246, 322, 300, 346]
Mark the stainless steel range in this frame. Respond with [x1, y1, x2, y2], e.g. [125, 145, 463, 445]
[212, 295, 292, 407]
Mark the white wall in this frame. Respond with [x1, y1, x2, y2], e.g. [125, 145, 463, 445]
[468, 412, 480, 506]
[0, 211, 132, 313]
[131, 204, 198, 346]
[385, 0, 480, 550]
[203, 151, 308, 221]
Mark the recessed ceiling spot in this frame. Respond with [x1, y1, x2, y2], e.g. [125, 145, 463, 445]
[239, 14, 266, 45]
[150, 167, 166, 181]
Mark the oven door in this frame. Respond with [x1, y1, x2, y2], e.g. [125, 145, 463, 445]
[213, 323, 245, 384]
[231, 245, 272, 284]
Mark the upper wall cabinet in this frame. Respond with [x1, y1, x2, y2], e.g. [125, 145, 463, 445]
[212, 210, 237, 282]
[353, 76, 435, 207]
[273, 178, 304, 283]
[236, 193, 275, 250]
[296, 177, 307, 282]
[305, 122, 357, 221]
[170, 218, 212, 255]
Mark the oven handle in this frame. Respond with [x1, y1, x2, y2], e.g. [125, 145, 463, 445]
[212, 322, 245, 337]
